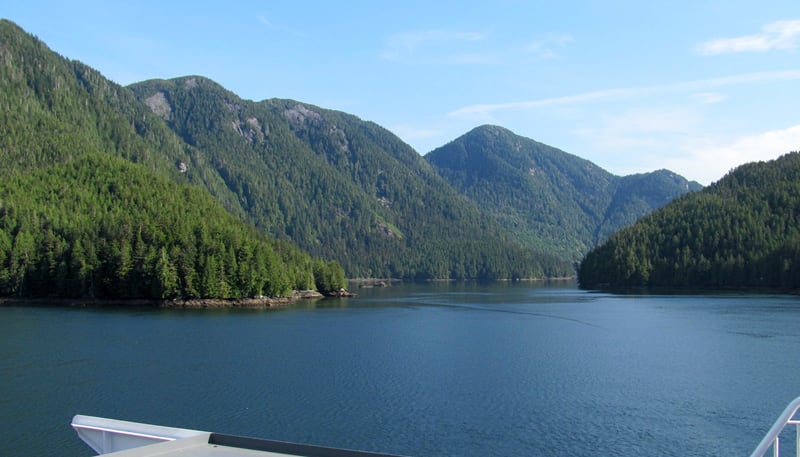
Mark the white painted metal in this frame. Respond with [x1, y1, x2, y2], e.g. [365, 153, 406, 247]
[71, 415, 208, 455]
[72, 415, 409, 456]
[750, 397, 800, 457]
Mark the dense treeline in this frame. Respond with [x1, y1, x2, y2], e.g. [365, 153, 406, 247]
[0, 154, 345, 298]
[0, 19, 345, 299]
[578, 152, 800, 290]
[426, 125, 702, 263]
[129, 79, 574, 279]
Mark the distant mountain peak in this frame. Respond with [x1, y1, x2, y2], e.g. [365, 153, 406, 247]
[426, 126, 701, 261]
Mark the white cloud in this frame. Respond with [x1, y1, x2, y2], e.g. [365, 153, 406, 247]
[695, 20, 800, 55]
[604, 125, 800, 185]
[379, 30, 574, 66]
[582, 107, 700, 137]
[379, 30, 487, 62]
[571, 107, 704, 173]
[256, 14, 305, 38]
[390, 124, 442, 143]
[448, 88, 632, 118]
[690, 92, 727, 104]
[525, 34, 574, 60]
[389, 30, 486, 49]
[681, 124, 800, 183]
[456, 71, 800, 184]
[448, 69, 800, 118]
[257, 15, 272, 27]
[567, 129, 799, 186]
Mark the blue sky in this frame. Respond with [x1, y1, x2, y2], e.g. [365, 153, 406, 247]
[4, 0, 800, 184]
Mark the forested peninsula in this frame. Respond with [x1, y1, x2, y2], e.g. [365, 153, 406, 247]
[578, 152, 800, 292]
[0, 153, 346, 300]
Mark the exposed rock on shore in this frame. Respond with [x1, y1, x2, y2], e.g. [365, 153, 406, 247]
[0, 290, 327, 309]
[325, 288, 357, 297]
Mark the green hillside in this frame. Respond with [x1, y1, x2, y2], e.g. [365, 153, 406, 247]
[0, 19, 570, 284]
[578, 152, 800, 291]
[425, 125, 702, 262]
[0, 19, 343, 299]
[2, 18, 710, 290]
[0, 153, 345, 298]
[128, 79, 573, 279]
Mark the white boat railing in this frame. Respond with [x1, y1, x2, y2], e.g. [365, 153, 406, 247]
[750, 397, 800, 457]
[71, 415, 208, 455]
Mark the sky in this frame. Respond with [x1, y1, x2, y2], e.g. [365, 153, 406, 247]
[4, 1, 800, 185]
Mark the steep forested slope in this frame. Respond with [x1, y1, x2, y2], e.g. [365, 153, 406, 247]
[0, 19, 343, 298]
[597, 169, 703, 241]
[578, 152, 800, 290]
[0, 153, 342, 298]
[425, 125, 702, 261]
[129, 79, 573, 279]
[0, 20, 240, 211]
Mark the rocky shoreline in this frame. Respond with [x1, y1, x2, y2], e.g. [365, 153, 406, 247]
[0, 289, 335, 309]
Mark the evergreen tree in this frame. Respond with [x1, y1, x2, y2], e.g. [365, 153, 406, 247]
[579, 152, 800, 291]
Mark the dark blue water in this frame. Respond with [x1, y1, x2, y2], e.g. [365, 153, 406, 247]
[1, 282, 799, 456]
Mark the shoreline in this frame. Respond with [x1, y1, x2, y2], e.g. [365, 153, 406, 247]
[0, 279, 582, 308]
[0, 290, 326, 309]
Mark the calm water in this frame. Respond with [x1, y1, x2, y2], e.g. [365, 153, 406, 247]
[1, 282, 800, 456]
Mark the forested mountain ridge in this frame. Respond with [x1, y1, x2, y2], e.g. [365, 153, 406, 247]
[1, 19, 571, 283]
[425, 125, 702, 262]
[0, 19, 344, 299]
[128, 78, 573, 279]
[578, 152, 800, 290]
[0, 18, 706, 290]
[600, 168, 703, 242]
[0, 21, 241, 211]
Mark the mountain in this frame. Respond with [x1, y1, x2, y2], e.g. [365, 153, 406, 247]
[425, 125, 702, 262]
[578, 152, 800, 290]
[0, 19, 702, 290]
[600, 168, 703, 241]
[0, 19, 344, 299]
[0, 19, 570, 284]
[127, 79, 572, 279]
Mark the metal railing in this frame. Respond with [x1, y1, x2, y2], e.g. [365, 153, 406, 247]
[71, 415, 208, 454]
[751, 397, 800, 457]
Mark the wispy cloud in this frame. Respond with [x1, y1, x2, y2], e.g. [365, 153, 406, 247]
[448, 69, 800, 118]
[673, 124, 800, 184]
[572, 107, 704, 166]
[449, 88, 629, 118]
[379, 30, 488, 63]
[695, 20, 800, 55]
[390, 124, 443, 143]
[525, 34, 574, 60]
[690, 92, 728, 104]
[573, 122, 800, 185]
[379, 30, 574, 66]
[386, 30, 486, 51]
[257, 14, 306, 38]
[257, 15, 272, 27]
